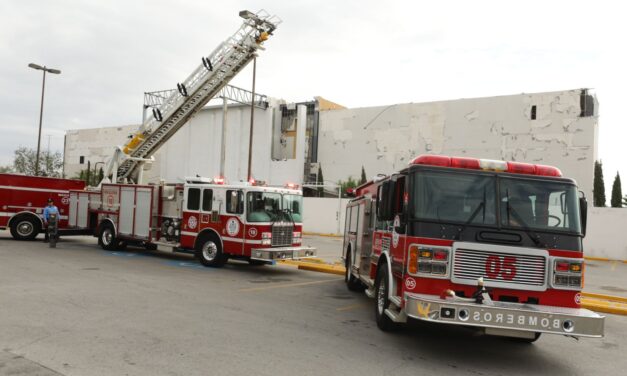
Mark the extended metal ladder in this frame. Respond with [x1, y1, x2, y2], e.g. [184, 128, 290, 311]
[111, 10, 280, 182]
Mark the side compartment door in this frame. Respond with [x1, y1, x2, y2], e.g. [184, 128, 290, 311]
[118, 186, 135, 236]
[133, 187, 153, 239]
[359, 199, 375, 276]
[68, 192, 78, 227]
[354, 201, 365, 265]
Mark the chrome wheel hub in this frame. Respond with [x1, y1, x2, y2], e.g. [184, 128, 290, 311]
[17, 221, 34, 236]
[202, 241, 218, 261]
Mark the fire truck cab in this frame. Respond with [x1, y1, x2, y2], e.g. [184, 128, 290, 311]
[69, 178, 315, 267]
[343, 155, 604, 341]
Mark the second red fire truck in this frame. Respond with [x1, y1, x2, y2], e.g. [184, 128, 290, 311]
[343, 155, 604, 341]
[68, 178, 314, 266]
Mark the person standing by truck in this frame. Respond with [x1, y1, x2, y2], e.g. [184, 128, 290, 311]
[43, 198, 59, 242]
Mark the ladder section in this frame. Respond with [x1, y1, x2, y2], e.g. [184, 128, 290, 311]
[116, 10, 280, 181]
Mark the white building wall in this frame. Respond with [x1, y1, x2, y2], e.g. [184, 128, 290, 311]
[584, 208, 627, 260]
[64, 100, 308, 186]
[317, 89, 598, 199]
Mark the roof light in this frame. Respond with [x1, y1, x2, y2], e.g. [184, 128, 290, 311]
[535, 164, 562, 177]
[506, 161, 536, 175]
[213, 176, 225, 184]
[450, 157, 480, 170]
[409, 154, 562, 177]
[410, 155, 451, 167]
[285, 182, 299, 189]
[478, 159, 507, 171]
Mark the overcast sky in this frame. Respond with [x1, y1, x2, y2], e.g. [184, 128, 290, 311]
[1, 0, 625, 196]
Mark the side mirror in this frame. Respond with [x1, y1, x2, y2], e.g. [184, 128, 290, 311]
[579, 195, 588, 237]
[394, 224, 406, 234]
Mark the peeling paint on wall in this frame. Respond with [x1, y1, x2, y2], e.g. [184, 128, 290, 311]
[317, 89, 598, 198]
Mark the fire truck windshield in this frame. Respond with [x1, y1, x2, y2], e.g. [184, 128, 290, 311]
[283, 194, 303, 222]
[410, 171, 582, 234]
[247, 192, 283, 222]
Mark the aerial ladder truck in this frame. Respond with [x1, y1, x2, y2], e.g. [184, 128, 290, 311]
[62, 10, 316, 266]
[103, 10, 279, 185]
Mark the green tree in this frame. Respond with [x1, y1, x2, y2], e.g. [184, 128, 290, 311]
[623, 195, 627, 207]
[593, 160, 606, 207]
[339, 176, 358, 198]
[611, 172, 623, 208]
[317, 165, 324, 197]
[12, 147, 63, 177]
[72, 167, 104, 186]
[0, 165, 12, 173]
[360, 166, 367, 185]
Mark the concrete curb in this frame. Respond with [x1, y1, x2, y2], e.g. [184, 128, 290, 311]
[584, 256, 627, 263]
[580, 297, 627, 316]
[303, 232, 342, 238]
[582, 292, 627, 304]
[297, 263, 345, 275]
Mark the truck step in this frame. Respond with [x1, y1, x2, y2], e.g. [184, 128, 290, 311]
[384, 308, 407, 323]
[365, 288, 375, 298]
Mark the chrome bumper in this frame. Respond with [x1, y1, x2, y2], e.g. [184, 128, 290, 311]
[404, 292, 605, 338]
[250, 246, 316, 261]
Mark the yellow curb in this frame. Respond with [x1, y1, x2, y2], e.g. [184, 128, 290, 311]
[584, 256, 627, 263]
[277, 258, 326, 267]
[298, 263, 345, 276]
[582, 292, 627, 304]
[585, 256, 611, 262]
[303, 232, 342, 238]
[580, 297, 627, 316]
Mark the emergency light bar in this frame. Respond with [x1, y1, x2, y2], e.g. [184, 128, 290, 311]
[410, 155, 562, 177]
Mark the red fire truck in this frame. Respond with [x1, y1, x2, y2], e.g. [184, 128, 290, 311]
[343, 155, 604, 341]
[0, 173, 85, 240]
[68, 178, 314, 266]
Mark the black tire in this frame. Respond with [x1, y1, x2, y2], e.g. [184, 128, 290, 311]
[195, 235, 226, 267]
[374, 266, 397, 331]
[98, 223, 118, 251]
[10, 215, 41, 240]
[345, 251, 365, 292]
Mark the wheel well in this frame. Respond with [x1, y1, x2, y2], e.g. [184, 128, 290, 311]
[9, 212, 43, 230]
[98, 219, 116, 236]
[194, 228, 222, 250]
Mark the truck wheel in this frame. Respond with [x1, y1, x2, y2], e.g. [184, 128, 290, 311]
[374, 266, 397, 331]
[195, 236, 226, 267]
[345, 251, 365, 292]
[10, 215, 41, 240]
[98, 224, 118, 251]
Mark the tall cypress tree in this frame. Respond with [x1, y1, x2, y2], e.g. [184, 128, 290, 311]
[593, 160, 606, 207]
[611, 172, 623, 208]
[360, 166, 367, 185]
[317, 165, 324, 197]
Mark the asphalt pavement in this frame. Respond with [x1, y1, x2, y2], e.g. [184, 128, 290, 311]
[1, 233, 626, 376]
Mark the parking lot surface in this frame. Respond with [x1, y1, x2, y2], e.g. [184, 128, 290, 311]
[1, 234, 626, 376]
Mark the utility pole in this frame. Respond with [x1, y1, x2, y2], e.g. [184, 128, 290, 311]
[246, 56, 257, 182]
[28, 63, 61, 176]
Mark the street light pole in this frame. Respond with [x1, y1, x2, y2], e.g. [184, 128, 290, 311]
[28, 63, 61, 176]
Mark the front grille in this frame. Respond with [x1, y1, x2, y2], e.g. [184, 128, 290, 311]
[453, 248, 546, 289]
[272, 223, 293, 246]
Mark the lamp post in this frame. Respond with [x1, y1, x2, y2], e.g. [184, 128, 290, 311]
[28, 63, 61, 176]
